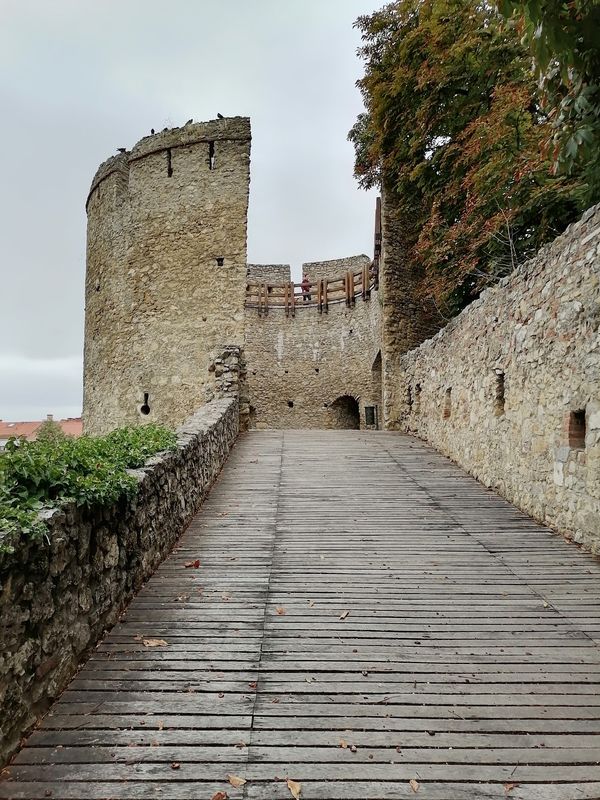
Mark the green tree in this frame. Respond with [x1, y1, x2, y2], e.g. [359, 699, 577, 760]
[35, 418, 67, 444]
[349, 0, 585, 312]
[498, 0, 600, 204]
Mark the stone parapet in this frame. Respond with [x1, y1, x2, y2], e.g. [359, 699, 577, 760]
[0, 398, 239, 766]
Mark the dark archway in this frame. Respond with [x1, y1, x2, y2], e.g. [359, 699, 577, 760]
[329, 395, 360, 429]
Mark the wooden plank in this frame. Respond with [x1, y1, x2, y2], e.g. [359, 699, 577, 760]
[4, 429, 600, 799]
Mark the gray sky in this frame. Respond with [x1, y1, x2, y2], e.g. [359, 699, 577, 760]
[0, 0, 380, 421]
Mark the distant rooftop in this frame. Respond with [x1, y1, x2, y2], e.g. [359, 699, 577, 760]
[0, 416, 83, 444]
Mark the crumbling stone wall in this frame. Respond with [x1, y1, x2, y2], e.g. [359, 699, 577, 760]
[247, 264, 291, 284]
[244, 281, 382, 429]
[395, 205, 600, 549]
[83, 118, 251, 435]
[0, 398, 239, 766]
[303, 255, 371, 283]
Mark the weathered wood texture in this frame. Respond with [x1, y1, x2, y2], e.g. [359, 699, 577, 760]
[3, 431, 600, 800]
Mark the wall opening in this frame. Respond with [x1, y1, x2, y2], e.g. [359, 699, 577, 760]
[216, 257, 225, 266]
[287, 400, 294, 408]
[568, 409, 586, 449]
[371, 351, 382, 414]
[166, 149, 173, 177]
[329, 395, 360, 430]
[365, 406, 377, 427]
[208, 141, 216, 170]
[140, 392, 151, 415]
[443, 387, 452, 420]
[494, 370, 505, 416]
[415, 383, 421, 414]
[407, 386, 413, 411]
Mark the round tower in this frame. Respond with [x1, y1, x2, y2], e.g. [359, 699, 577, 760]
[83, 117, 251, 434]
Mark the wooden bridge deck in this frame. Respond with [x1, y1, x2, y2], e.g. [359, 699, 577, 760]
[3, 430, 600, 800]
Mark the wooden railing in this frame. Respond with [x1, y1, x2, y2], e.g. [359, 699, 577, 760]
[246, 265, 377, 316]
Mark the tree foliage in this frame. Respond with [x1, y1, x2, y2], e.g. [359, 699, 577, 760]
[349, 0, 585, 312]
[35, 418, 67, 444]
[498, 0, 600, 204]
[0, 424, 176, 552]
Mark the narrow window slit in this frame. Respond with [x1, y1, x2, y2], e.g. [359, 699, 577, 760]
[140, 392, 151, 415]
[568, 409, 586, 449]
[494, 370, 505, 416]
[208, 141, 216, 170]
[166, 149, 173, 177]
[443, 387, 452, 420]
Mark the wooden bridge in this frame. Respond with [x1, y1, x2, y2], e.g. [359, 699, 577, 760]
[3, 430, 600, 799]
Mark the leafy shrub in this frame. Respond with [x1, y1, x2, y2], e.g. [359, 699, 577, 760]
[0, 424, 177, 552]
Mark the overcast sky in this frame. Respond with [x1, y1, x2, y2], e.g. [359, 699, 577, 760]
[0, 0, 380, 421]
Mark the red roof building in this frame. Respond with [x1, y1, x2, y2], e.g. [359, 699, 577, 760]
[0, 415, 83, 448]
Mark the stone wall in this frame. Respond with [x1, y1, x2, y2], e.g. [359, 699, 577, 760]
[0, 398, 239, 766]
[303, 255, 371, 283]
[83, 118, 251, 435]
[247, 264, 291, 284]
[394, 205, 600, 549]
[244, 287, 382, 429]
[379, 188, 443, 429]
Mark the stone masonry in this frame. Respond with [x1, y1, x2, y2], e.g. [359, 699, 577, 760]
[0, 398, 239, 765]
[83, 118, 250, 435]
[244, 267, 382, 429]
[394, 205, 600, 549]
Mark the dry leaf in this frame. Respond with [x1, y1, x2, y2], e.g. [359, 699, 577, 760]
[170, 762, 180, 770]
[248, 681, 257, 689]
[211, 793, 228, 800]
[184, 559, 201, 568]
[276, 606, 286, 615]
[409, 778, 420, 793]
[227, 775, 247, 788]
[339, 739, 348, 748]
[142, 638, 167, 648]
[218, 692, 225, 698]
[287, 778, 301, 799]
[175, 594, 190, 602]
[349, 744, 357, 753]
[308, 600, 315, 607]
[339, 610, 349, 620]
[504, 783, 520, 793]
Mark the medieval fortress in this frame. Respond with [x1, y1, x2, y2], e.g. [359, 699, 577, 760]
[83, 117, 600, 546]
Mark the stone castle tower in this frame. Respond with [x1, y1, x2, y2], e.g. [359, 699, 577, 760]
[83, 117, 251, 434]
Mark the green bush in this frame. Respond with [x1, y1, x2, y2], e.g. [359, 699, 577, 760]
[0, 424, 177, 553]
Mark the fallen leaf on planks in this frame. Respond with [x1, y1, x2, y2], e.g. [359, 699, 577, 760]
[504, 783, 520, 793]
[349, 744, 357, 753]
[287, 778, 302, 799]
[227, 775, 247, 788]
[170, 762, 180, 770]
[142, 638, 167, 648]
[339, 610, 350, 620]
[211, 793, 228, 800]
[339, 739, 348, 748]
[276, 606, 286, 615]
[184, 559, 200, 568]
[409, 778, 420, 792]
